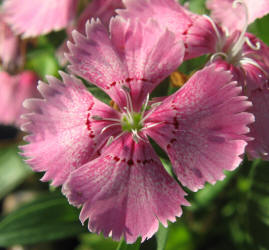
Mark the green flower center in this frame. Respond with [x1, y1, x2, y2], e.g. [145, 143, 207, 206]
[121, 112, 143, 132]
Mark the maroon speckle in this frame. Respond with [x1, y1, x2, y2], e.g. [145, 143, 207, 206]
[125, 78, 133, 82]
[111, 81, 116, 87]
[173, 117, 179, 129]
[170, 138, 177, 144]
[114, 156, 120, 162]
[193, 168, 203, 178]
[137, 159, 141, 163]
[167, 144, 171, 149]
[127, 159, 134, 166]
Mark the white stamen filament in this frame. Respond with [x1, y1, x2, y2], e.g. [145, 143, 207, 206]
[120, 85, 134, 113]
[210, 52, 228, 63]
[101, 123, 121, 134]
[245, 36, 261, 50]
[230, 0, 249, 57]
[92, 115, 121, 123]
[203, 15, 223, 50]
[240, 57, 267, 75]
[106, 131, 127, 146]
[140, 93, 150, 119]
[139, 102, 162, 125]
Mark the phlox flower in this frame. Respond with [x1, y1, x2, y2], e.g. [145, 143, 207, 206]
[117, 0, 225, 60]
[206, 0, 269, 160]
[21, 17, 253, 243]
[0, 71, 39, 126]
[3, 0, 79, 38]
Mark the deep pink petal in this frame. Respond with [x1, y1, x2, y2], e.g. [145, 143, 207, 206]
[145, 64, 254, 191]
[63, 133, 188, 243]
[207, 0, 269, 33]
[3, 0, 79, 37]
[246, 88, 269, 160]
[0, 71, 39, 126]
[119, 0, 222, 59]
[67, 17, 184, 111]
[21, 72, 121, 186]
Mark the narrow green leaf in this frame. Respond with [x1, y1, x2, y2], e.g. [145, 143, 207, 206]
[0, 146, 31, 199]
[0, 192, 86, 246]
[116, 238, 140, 250]
[247, 160, 269, 249]
[156, 224, 169, 250]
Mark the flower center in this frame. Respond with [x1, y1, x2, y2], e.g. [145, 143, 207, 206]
[207, 0, 261, 66]
[121, 112, 143, 132]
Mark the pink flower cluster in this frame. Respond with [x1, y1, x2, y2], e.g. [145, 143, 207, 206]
[4, 0, 268, 244]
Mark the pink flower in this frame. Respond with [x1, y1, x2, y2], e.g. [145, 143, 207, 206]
[0, 71, 39, 126]
[3, 0, 79, 38]
[0, 13, 19, 69]
[207, 0, 269, 33]
[21, 17, 253, 242]
[118, 0, 224, 60]
[206, 0, 269, 160]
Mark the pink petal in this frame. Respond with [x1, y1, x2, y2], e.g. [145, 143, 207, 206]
[145, 64, 254, 192]
[63, 133, 188, 243]
[246, 88, 269, 160]
[21, 72, 121, 186]
[57, 0, 124, 66]
[76, 0, 124, 33]
[3, 0, 79, 38]
[119, 0, 222, 59]
[207, 0, 269, 33]
[0, 14, 19, 68]
[0, 71, 39, 126]
[67, 17, 184, 111]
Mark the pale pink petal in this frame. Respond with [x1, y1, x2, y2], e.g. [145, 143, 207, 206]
[57, 0, 124, 66]
[0, 14, 19, 68]
[145, 65, 254, 191]
[246, 88, 269, 160]
[119, 0, 222, 59]
[0, 71, 39, 126]
[67, 17, 184, 111]
[21, 72, 121, 186]
[207, 0, 269, 33]
[63, 134, 188, 243]
[76, 0, 124, 32]
[3, 0, 79, 38]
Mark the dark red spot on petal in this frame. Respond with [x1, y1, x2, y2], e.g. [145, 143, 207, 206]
[127, 159, 134, 166]
[114, 156, 120, 162]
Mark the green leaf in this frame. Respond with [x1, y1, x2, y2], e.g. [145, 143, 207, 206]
[25, 48, 59, 80]
[0, 192, 86, 246]
[156, 224, 169, 250]
[247, 160, 269, 249]
[191, 169, 237, 210]
[0, 146, 32, 199]
[116, 238, 140, 250]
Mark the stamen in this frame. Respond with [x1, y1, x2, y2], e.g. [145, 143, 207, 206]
[231, 0, 249, 57]
[245, 36, 261, 50]
[240, 57, 268, 75]
[121, 85, 133, 113]
[101, 123, 121, 134]
[203, 15, 223, 49]
[141, 121, 164, 131]
[92, 115, 121, 123]
[210, 52, 228, 63]
[106, 131, 127, 146]
[140, 93, 150, 118]
[131, 129, 146, 143]
[139, 102, 162, 125]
